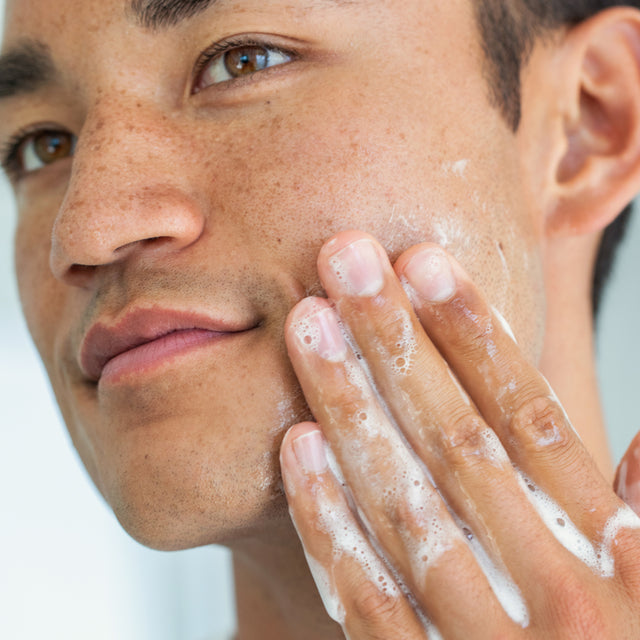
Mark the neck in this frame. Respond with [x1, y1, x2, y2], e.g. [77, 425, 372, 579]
[540, 233, 613, 480]
[232, 516, 343, 640]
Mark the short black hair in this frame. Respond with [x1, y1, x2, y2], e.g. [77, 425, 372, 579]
[475, 0, 638, 318]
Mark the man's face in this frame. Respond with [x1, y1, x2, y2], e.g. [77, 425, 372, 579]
[2, 0, 545, 548]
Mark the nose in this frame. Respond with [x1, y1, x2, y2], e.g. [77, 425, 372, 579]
[50, 110, 205, 285]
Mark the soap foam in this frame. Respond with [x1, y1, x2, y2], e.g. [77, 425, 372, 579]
[491, 305, 517, 344]
[599, 506, 640, 577]
[519, 475, 599, 570]
[464, 524, 530, 627]
[389, 309, 418, 377]
[304, 551, 346, 624]
[519, 476, 640, 577]
[293, 313, 323, 353]
[291, 493, 401, 628]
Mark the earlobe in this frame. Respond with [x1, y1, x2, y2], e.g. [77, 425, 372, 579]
[523, 9, 640, 237]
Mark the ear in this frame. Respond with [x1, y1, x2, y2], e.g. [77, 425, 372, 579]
[518, 8, 640, 237]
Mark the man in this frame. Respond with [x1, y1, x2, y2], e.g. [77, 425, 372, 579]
[2, 0, 640, 637]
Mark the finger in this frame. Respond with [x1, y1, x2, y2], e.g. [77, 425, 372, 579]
[279, 423, 432, 640]
[395, 241, 621, 536]
[285, 298, 521, 637]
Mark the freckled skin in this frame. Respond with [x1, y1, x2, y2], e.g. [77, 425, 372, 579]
[4, 0, 543, 550]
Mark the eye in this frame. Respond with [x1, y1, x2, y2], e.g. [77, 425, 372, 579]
[195, 41, 294, 92]
[2, 128, 76, 179]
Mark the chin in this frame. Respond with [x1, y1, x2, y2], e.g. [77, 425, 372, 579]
[98, 441, 292, 551]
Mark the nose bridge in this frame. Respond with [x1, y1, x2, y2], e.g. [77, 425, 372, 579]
[50, 102, 205, 281]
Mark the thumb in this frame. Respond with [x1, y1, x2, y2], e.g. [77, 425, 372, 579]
[614, 431, 640, 515]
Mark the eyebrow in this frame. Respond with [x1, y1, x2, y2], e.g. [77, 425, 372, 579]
[129, 0, 218, 30]
[0, 1, 213, 102]
[0, 41, 55, 100]
[129, 0, 350, 30]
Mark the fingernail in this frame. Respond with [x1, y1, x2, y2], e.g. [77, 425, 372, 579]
[293, 430, 328, 473]
[404, 248, 456, 302]
[329, 239, 385, 297]
[295, 307, 348, 362]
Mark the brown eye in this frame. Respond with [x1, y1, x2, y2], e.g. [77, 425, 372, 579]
[19, 130, 75, 173]
[197, 42, 292, 90]
[224, 46, 269, 77]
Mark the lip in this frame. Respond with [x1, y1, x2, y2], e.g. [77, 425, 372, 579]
[80, 307, 257, 383]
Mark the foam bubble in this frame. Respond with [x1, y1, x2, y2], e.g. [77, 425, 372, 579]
[293, 315, 322, 353]
[292, 493, 403, 627]
[389, 309, 418, 377]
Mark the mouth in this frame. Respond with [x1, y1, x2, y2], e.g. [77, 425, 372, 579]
[80, 307, 258, 385]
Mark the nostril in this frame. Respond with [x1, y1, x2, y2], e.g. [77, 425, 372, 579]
[58, 263, 99, 290]
[114, 236, 180, 255]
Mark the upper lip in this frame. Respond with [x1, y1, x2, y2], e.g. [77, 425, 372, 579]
[80, 307, 255, 382]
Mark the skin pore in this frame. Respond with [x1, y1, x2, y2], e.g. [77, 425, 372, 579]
[4, 0, 640, 637]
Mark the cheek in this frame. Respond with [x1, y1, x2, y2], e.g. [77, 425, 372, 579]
[201, 106, 545, 362]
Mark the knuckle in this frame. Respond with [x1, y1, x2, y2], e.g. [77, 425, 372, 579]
[509, 396, 573, 452]
[439, 411, 489, 463]
[350, 579, 404, 625]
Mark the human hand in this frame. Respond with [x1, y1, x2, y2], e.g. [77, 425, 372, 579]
[280, 231, 640, 639]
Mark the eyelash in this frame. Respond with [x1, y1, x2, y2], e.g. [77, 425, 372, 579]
[192, 35, 297, 93]
[1, 37, 298, 180]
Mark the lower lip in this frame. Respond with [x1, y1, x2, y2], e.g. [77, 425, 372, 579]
[99, 329, 240, 386]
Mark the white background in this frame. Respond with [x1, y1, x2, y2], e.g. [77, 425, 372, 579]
[1, 4, 639, 638]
